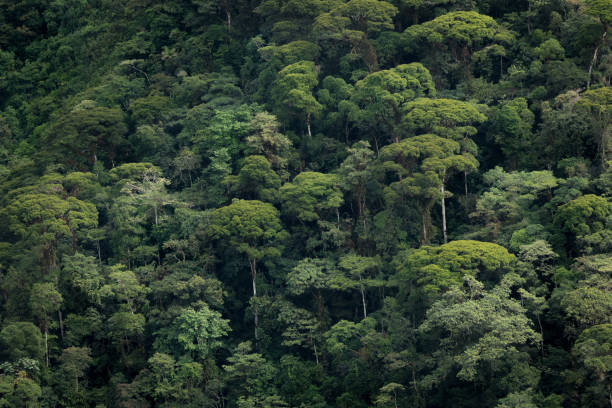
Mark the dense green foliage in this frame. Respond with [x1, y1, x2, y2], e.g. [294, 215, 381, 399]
[0, 0, 611, 406]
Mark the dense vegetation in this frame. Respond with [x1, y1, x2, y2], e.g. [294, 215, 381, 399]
[0, 0, 611, 406]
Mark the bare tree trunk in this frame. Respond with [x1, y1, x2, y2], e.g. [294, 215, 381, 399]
[250, 258, 258, 340]
[360, 285, 367, 319]
[421, 209, 429, 245]
[45, 330, 49, 367]
[312, 335, 319, 365]
[306, 113, 312, 138]
[602, 125, 609, 168]
[588, 30, 607, 89]
[58, 309, 64, 340]
[96, 240, 102, 264]
[441, 184, 447, 244]
[226, 9, 231, 38]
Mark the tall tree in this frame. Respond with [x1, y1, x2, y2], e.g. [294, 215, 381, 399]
[273, 60, 322, 137]
[208, 200, 287, 339]
[314, 0, 398, 71]
[405, 11, 511, 82]
[576, 87, 612, 168]
[29, 282, 63, 367]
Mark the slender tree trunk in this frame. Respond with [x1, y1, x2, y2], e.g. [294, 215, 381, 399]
[464, 171, 468, 197]
[45, 329, 49, 367]
[312, 334, 319, 365]
[226, 9, 231, 39]
[359, 284, 367, 319]
[154, 206, 158, 225]
[537, 313, 544, 356]
[602, 125, 609, 168]
[316, 290, 325, 324]
[71, 231, 77, 254]
[421, 209, 429, 245]
[96, 240, 102, 264]
[306, 113, 312, 138]
[441, 184, 447, 244]
[588, 30, 607, 89]
[58, 309, 64, 340]
[345, 120, 350, 145]
[411, 362, 418, 395]
[250, 258, 258, 340]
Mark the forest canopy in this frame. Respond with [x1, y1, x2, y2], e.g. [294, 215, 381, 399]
[0, 0, 611, 407]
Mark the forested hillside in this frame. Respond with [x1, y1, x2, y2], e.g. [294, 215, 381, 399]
[0, 0, 611, 406]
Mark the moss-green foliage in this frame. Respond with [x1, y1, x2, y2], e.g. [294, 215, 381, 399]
[0, 1, 611, 407]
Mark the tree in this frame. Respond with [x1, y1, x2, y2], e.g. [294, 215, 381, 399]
[350, 63, 435, 147]
[246, 112, 294, 179]
[393, 240, 515, 317]
[555, 194, 612, 255]
[1, 189, 98, 270]
[163, 305, 231, 360]
[208, 200, 287, 339]
[62, 253, 103, 305]
[0, 322, 44, 362]
[338, 140, 376, 222]
[100, 264, 149, 315]
[29, 283, 63, 367]
[273, 60, 322, 137]
[314, 0, 398, 71]
[225, 155, 281, 203]
[495, 391, 538, 408]
[286, 257, 337, 323]
[45, 106, 128, 169]
[405, 11, 510, 81]
[58, 347, 92, 393]
[418, 275, 540, 400]
[323, 316, 388, 396]
[333, 254, 383, 319]
[280, 171, 343, 223]
[402, 98, 486, 143]
[259, 39, 322, 64]
[375, 383, 405, 408]
[255, 0, 338, 43]
[280, 171, 345, 251]
[487, 98, 535, 170]
[378, 134, 476, 243]
[107, 311, 146, 358]
[276, 301, 322, 364]
[0, 370, 42, 408]
[223, 342, 286, 405]
[572, 324, 612, 407]
[172, 148, 199, 187]
[562, 274, 612, 330]
[584, 0, 612, 87]
[317, 75, 357, 145]
[472, 167, 558, 241]
[120, 166, 177, 226]
[576, 87, 612, 168]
